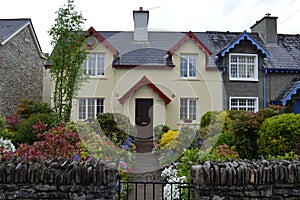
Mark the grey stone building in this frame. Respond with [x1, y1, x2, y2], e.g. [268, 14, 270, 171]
[0, 19, 45, 116]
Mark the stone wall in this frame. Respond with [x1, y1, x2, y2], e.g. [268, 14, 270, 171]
[191, 159, 300, 199]
[0, 26, 44, 116]
[0, 158, 117, 200]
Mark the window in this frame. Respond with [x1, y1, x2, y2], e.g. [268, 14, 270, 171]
[82, 53, 105, 76]
[180, 98, 197, 122]
[229, 53, 258, 81]
[78, 98, 104, 120]
[180, 54, 197, 78]
[229, 97, 258, 112]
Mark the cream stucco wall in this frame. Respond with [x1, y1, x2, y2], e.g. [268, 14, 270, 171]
[68, 37, 223, 130]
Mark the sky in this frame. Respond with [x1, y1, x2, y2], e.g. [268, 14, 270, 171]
[1, 0, 299, 53]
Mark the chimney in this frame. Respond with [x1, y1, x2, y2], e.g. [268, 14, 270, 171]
[133, 7, 149, 41]
[250, 14, 278, 43]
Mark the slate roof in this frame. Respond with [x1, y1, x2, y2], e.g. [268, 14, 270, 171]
[97, 30, 300, 71]
[0, 18, 43, 57]
[46, 27, 300, 71]
[0, 19, 31, 44]
[272, 78, 300, 105]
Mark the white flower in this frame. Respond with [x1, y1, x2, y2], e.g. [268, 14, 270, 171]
[0, 137, 15, 152]
[161, 166, 186, 200]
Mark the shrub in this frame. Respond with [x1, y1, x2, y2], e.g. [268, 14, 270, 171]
[17, 99, 53, 119]
[5, 115, 21, 131]
[159, 129, 179, 149]
[154, 125, 170, 140]
[257, 113, 300, 157]
[15, 113, 56, 144]
[9, 124, 86, 161]
[227, 110, 259, 159]
[97, 113, 137, 146]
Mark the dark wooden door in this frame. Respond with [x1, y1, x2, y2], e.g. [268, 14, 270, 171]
[135, 99, 153, 138]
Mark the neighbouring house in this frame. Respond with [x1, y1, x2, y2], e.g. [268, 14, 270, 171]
[0, 19, 45, 116]
[45, 9, 300, 136]
[207, 15, 300, 113]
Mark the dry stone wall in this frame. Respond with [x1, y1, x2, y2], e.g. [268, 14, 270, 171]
[191, 159, 300, 200]
[0, 158, 117, 200]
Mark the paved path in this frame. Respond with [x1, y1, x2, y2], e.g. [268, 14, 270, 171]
[125, 138, 163, 199]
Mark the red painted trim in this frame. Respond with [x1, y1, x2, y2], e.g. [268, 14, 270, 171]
[118, 76, 171, 105]
[169, 31, 212, 56]
[86, 27, 118, 55]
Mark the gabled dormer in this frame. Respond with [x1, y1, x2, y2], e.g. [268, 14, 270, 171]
[218, 31, 269, 81]
[83, 27, 118, 78]
[169, 31, 212, 79]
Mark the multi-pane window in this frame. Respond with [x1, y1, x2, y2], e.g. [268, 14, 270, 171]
[180, 98, 197, 122]
[180, 54, 197, 78]
[229, 97, 258, 112]
[82, 53, 105, 76]
[229, 53, 258, 81]
[78, 98, 104, 120]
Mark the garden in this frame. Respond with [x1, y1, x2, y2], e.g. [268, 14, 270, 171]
[1, 99, 300, 199]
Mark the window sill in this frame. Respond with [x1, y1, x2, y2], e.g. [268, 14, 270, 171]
[88, 76, 108, 80]
[178, 77, 201, 81]
[177, 122, 200, 125]
[229, 78, 258, 82]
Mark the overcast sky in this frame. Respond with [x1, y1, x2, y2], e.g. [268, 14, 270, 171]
[1, 0, 299, 53]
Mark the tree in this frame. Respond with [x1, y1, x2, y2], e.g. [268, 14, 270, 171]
[48, 0, 87, 122]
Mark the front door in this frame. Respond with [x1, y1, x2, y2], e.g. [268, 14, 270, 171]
[135, 99, 153, 138]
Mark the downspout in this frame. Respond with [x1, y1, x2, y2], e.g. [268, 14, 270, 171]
[221, 67, 225, 110]
[263, 68, 267, 108]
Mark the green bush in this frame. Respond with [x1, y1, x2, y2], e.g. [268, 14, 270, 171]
[15, 113, 56, 144]
[227, 110, 260, 159]
[154, 125, 170, 140]
[17, 99, 53, 119]
[97, 113, 137, 146]
[257, 113, 300, 157]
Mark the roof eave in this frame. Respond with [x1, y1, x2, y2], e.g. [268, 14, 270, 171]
[219, 31, 270, 58]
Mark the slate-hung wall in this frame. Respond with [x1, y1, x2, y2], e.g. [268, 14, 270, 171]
[0, 19, 44, 116]
[222, 39, 265, 111]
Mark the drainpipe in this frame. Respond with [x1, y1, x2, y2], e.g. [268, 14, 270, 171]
[221, 67, 225, 110]
[263, 69, 267, 108]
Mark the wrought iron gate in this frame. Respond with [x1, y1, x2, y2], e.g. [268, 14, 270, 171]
[117, 172, 193, 200]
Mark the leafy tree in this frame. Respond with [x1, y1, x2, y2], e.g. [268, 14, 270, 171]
[48, 0, 87, 122]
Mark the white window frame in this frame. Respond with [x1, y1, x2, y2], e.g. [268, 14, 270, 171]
[82, 53, 105, 77]
[229, 53, 258, 81]
[180, 54, 197, 78]
[229, 97, 259, 112]
[180, 98, 198, 123]
[78, 98, 104, 120]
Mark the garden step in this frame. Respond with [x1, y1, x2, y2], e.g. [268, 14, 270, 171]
[134, 138, 154, 153]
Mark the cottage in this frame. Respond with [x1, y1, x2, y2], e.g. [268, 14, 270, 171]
[46, 10, 300, 136]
